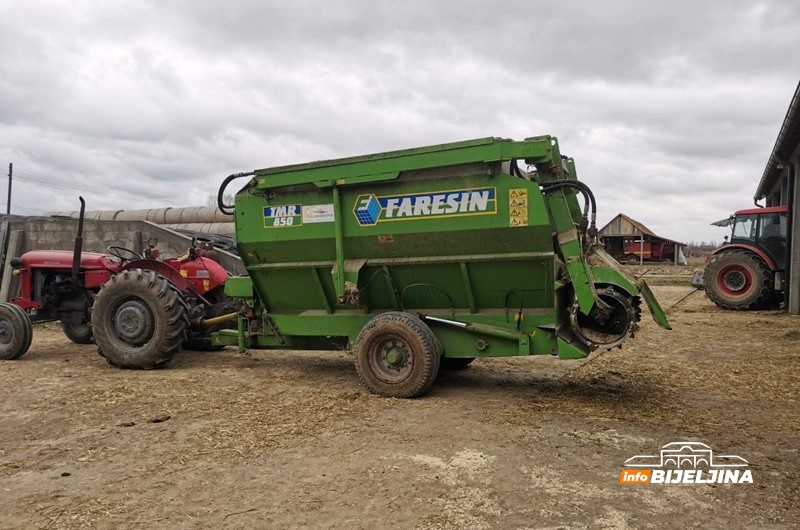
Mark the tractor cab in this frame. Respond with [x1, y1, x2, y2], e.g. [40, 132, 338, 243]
[717, 206, 788, 270]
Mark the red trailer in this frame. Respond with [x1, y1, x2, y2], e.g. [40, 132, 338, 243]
[620, 238, 678, 264]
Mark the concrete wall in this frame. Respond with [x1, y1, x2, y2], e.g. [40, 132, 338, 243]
[761, 148, 800, 314]
[0, 217, 244, 302]
[789, 147, 800, 314]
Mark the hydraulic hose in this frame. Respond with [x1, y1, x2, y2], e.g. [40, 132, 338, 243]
[511, 159, 525, 179]
[540, 180, 597, 227]
[217, 171, 256, 215]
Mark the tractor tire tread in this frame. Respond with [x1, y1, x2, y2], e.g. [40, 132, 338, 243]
[0, 303, 33, 360]
[93, 268, 188, 369]
[61, 321, 93, 344]
[704, 250, 773, 310]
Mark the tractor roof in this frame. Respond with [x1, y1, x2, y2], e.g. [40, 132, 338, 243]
[734, 205, 788, 216]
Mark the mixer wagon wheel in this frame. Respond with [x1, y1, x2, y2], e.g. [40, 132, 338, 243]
[92, 269, 189, 369]
[0, 302, 33, 360]
[61, 321, 93, 344]
[354, 312, 442, 398]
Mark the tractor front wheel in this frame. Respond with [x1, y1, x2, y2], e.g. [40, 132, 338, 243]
[0, 303, 33, 360]
[92, 269, 189, 369]
[61, 321, 93, 344]
[354, 312, 441, 398]
[704, 251, 773, 310]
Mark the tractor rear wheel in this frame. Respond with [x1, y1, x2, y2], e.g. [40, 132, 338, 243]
[0, 302, 33, 360]
[92, 269, 189, 369]
[704, 251, 773, 310]
[61, 321, 93, 344]
[354, 312, 441, 398]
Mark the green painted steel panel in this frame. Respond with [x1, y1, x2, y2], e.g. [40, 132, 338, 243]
[222, 135, 669, 358]
[223, 276, 253, 298]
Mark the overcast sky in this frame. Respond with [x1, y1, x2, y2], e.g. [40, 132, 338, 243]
[1, 1, 798, 243]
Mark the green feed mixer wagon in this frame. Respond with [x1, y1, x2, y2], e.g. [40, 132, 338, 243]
[214, 135, 671, 397]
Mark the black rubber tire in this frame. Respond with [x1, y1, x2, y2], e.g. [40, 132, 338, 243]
[440, 357, 475, 370]
[704, 251, 773, 310]
[61, 321, 93, 344]
[6, 303, 33, 355]
[92, 269, 189, 369]
[0, 302, 33, 360]
[354, 312, 441, 398]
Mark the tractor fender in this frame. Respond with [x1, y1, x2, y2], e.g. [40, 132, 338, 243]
[121, 259, 189, 292]
[711, 244, 776, 271]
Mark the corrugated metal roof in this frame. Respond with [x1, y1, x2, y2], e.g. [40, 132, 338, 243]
[755, 80, 800, 200]
[599, 213, 684, 245]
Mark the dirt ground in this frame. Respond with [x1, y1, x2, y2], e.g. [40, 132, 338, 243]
[1, 282, 798, 529]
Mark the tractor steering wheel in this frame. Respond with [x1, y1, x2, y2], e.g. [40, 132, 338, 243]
[107, 246, 143, 262]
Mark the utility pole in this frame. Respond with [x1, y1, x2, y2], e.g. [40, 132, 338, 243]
[638, 233, 644, 265]
[6, 163, 11, 214]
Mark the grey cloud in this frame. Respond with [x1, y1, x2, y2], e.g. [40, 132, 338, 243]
[1, 1, 798, 243]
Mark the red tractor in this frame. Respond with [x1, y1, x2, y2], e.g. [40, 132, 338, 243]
[0, 198, 238, 365]
[694, 205, 788, 310]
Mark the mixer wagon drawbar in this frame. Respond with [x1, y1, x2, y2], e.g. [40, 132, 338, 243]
[213, 135, 671, 397]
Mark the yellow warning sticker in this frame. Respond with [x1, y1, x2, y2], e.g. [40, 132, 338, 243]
[509, 189, 528, 227]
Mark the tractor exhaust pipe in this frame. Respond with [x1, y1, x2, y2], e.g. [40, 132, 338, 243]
[71, 196, 85, 288]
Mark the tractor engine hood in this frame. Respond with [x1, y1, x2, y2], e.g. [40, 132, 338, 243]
[15, 250, 122, 272]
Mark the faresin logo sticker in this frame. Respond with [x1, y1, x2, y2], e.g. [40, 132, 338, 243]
[353, 187, 497, 226]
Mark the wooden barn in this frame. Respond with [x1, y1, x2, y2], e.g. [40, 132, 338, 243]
[599, 213, 687, 265]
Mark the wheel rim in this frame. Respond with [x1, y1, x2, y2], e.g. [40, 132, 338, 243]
[0, 320, 13, 346]
[109, 298, 155, 348]
[369, 337, 413, 384]
[717, 264, 752, 297]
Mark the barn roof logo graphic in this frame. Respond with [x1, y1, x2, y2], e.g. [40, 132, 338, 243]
[620, 442, 753, 485]
[624, 441, 749, 469]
